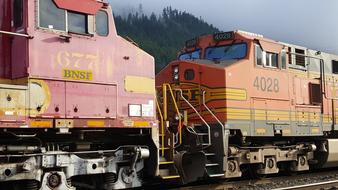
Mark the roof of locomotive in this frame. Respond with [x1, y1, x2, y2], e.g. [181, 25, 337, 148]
[186, 30, 338, 59]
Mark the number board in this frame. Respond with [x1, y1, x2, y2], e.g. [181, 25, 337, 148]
[185, 38, 198, 48]
[254, 76, 280, 93]
[213, 32, 235, 42]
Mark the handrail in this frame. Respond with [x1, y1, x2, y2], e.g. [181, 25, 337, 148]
[0, 30, 33, 39]
[176, 89, 211, 146]
[202, 91, 224, 128]
[164, 84, 182, 145]
[155, 96, 165, 157]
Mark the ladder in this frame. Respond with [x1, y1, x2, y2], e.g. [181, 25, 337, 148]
[176, 89, 226, 178]
[157, 85, 227, 180]
[156, 84, 181, 180]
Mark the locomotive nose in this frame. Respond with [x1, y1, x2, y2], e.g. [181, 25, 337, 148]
[172, 62, 199, 84]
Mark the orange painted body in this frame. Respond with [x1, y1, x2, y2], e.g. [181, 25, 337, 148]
[157, 31, 337, 137]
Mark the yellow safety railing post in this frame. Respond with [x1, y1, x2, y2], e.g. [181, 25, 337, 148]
[155, 97, 165, 157]
[163, 85, 167, 120]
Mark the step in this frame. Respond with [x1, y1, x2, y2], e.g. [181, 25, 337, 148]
[206, 163, 219, 167]
[161, 175, 180, 180]
[197, 133, 209, 136]
[159, 147, 170, 150]
[160, 161, 175, 165]
[193, 124, 203, 127]
[209, 173, 225, 178]
[205, 153, 216, 156]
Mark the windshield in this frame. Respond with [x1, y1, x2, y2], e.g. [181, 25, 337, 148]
[205, 43, 247, 61]
[179, 50, 201, 60]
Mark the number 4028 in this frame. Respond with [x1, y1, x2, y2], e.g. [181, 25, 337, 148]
[254, 77, 279, 93]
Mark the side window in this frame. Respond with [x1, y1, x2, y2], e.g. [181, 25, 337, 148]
[39, 0, 66, 31]
[13, 0, 23, 28]
[255, 44, 263, 66]
[96, 11, 109, 36]
[281, 50, 286, 69]
[295, 48, 306, 67]
[265, 52, 278, 68]
[68, 12, 88, 34]
[333, 60, 338, 74]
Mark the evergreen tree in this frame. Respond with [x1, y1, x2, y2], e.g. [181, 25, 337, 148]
[114, 7, 220, 73]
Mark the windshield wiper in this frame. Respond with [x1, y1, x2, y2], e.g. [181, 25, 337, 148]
[223, 39, 237, 54]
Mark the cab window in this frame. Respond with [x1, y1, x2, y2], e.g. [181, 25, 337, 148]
[39, 0, 66, 31]
[13, 0, 23, 28]
[205, 43, 247, 61]
[255, 44, 263, 66]
[96, 11, 109, 36]
[179, 50, 201, 60]
[39, 0, 91, 35]
[68, 12, 88, 34]
[265, 52, 278, 68]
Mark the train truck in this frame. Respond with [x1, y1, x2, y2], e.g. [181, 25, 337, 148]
[0, 0, 159, 189]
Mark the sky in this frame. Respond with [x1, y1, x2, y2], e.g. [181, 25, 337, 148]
[109, 0, 338, 55]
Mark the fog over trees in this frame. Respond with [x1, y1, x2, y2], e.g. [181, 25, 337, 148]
[110, 0, 338, 55]
[114, 7, 219, 72]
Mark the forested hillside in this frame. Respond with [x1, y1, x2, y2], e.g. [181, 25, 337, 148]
[114, 7, 220, 72]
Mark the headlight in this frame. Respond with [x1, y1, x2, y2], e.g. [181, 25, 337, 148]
[174, 74, 179, 80]
[173, 66, 179, 81]
[173, 67, 179, 74]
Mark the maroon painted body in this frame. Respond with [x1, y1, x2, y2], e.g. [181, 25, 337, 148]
[0, 0, 11, 78]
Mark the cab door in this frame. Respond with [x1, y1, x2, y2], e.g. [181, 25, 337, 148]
[11, 0, 28, 79]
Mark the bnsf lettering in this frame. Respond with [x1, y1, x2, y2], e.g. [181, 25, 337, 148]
[63, 69, 93, 81]
[254, 76, 279, 93]
[182, 89, 200, 102]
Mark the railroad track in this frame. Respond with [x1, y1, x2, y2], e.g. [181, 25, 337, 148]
[274, 180, 338, 190]
[174, 169, 338, 190]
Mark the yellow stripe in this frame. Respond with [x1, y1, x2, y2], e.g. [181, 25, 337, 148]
[188, 107, 332, 123]
[133, 121, 150, 127]
[87, 120, 105, 127]
[29, 120, 52, 128]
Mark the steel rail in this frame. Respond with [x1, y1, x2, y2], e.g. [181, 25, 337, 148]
[272, 179, 338, 190]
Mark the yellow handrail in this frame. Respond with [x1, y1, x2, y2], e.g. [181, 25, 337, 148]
[164, 84, 182, 144]
[155, 96, 165, 156]
[156, 83, 183, 157]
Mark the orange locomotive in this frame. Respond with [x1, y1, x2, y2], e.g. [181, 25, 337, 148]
[156, 30, 338, 183]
